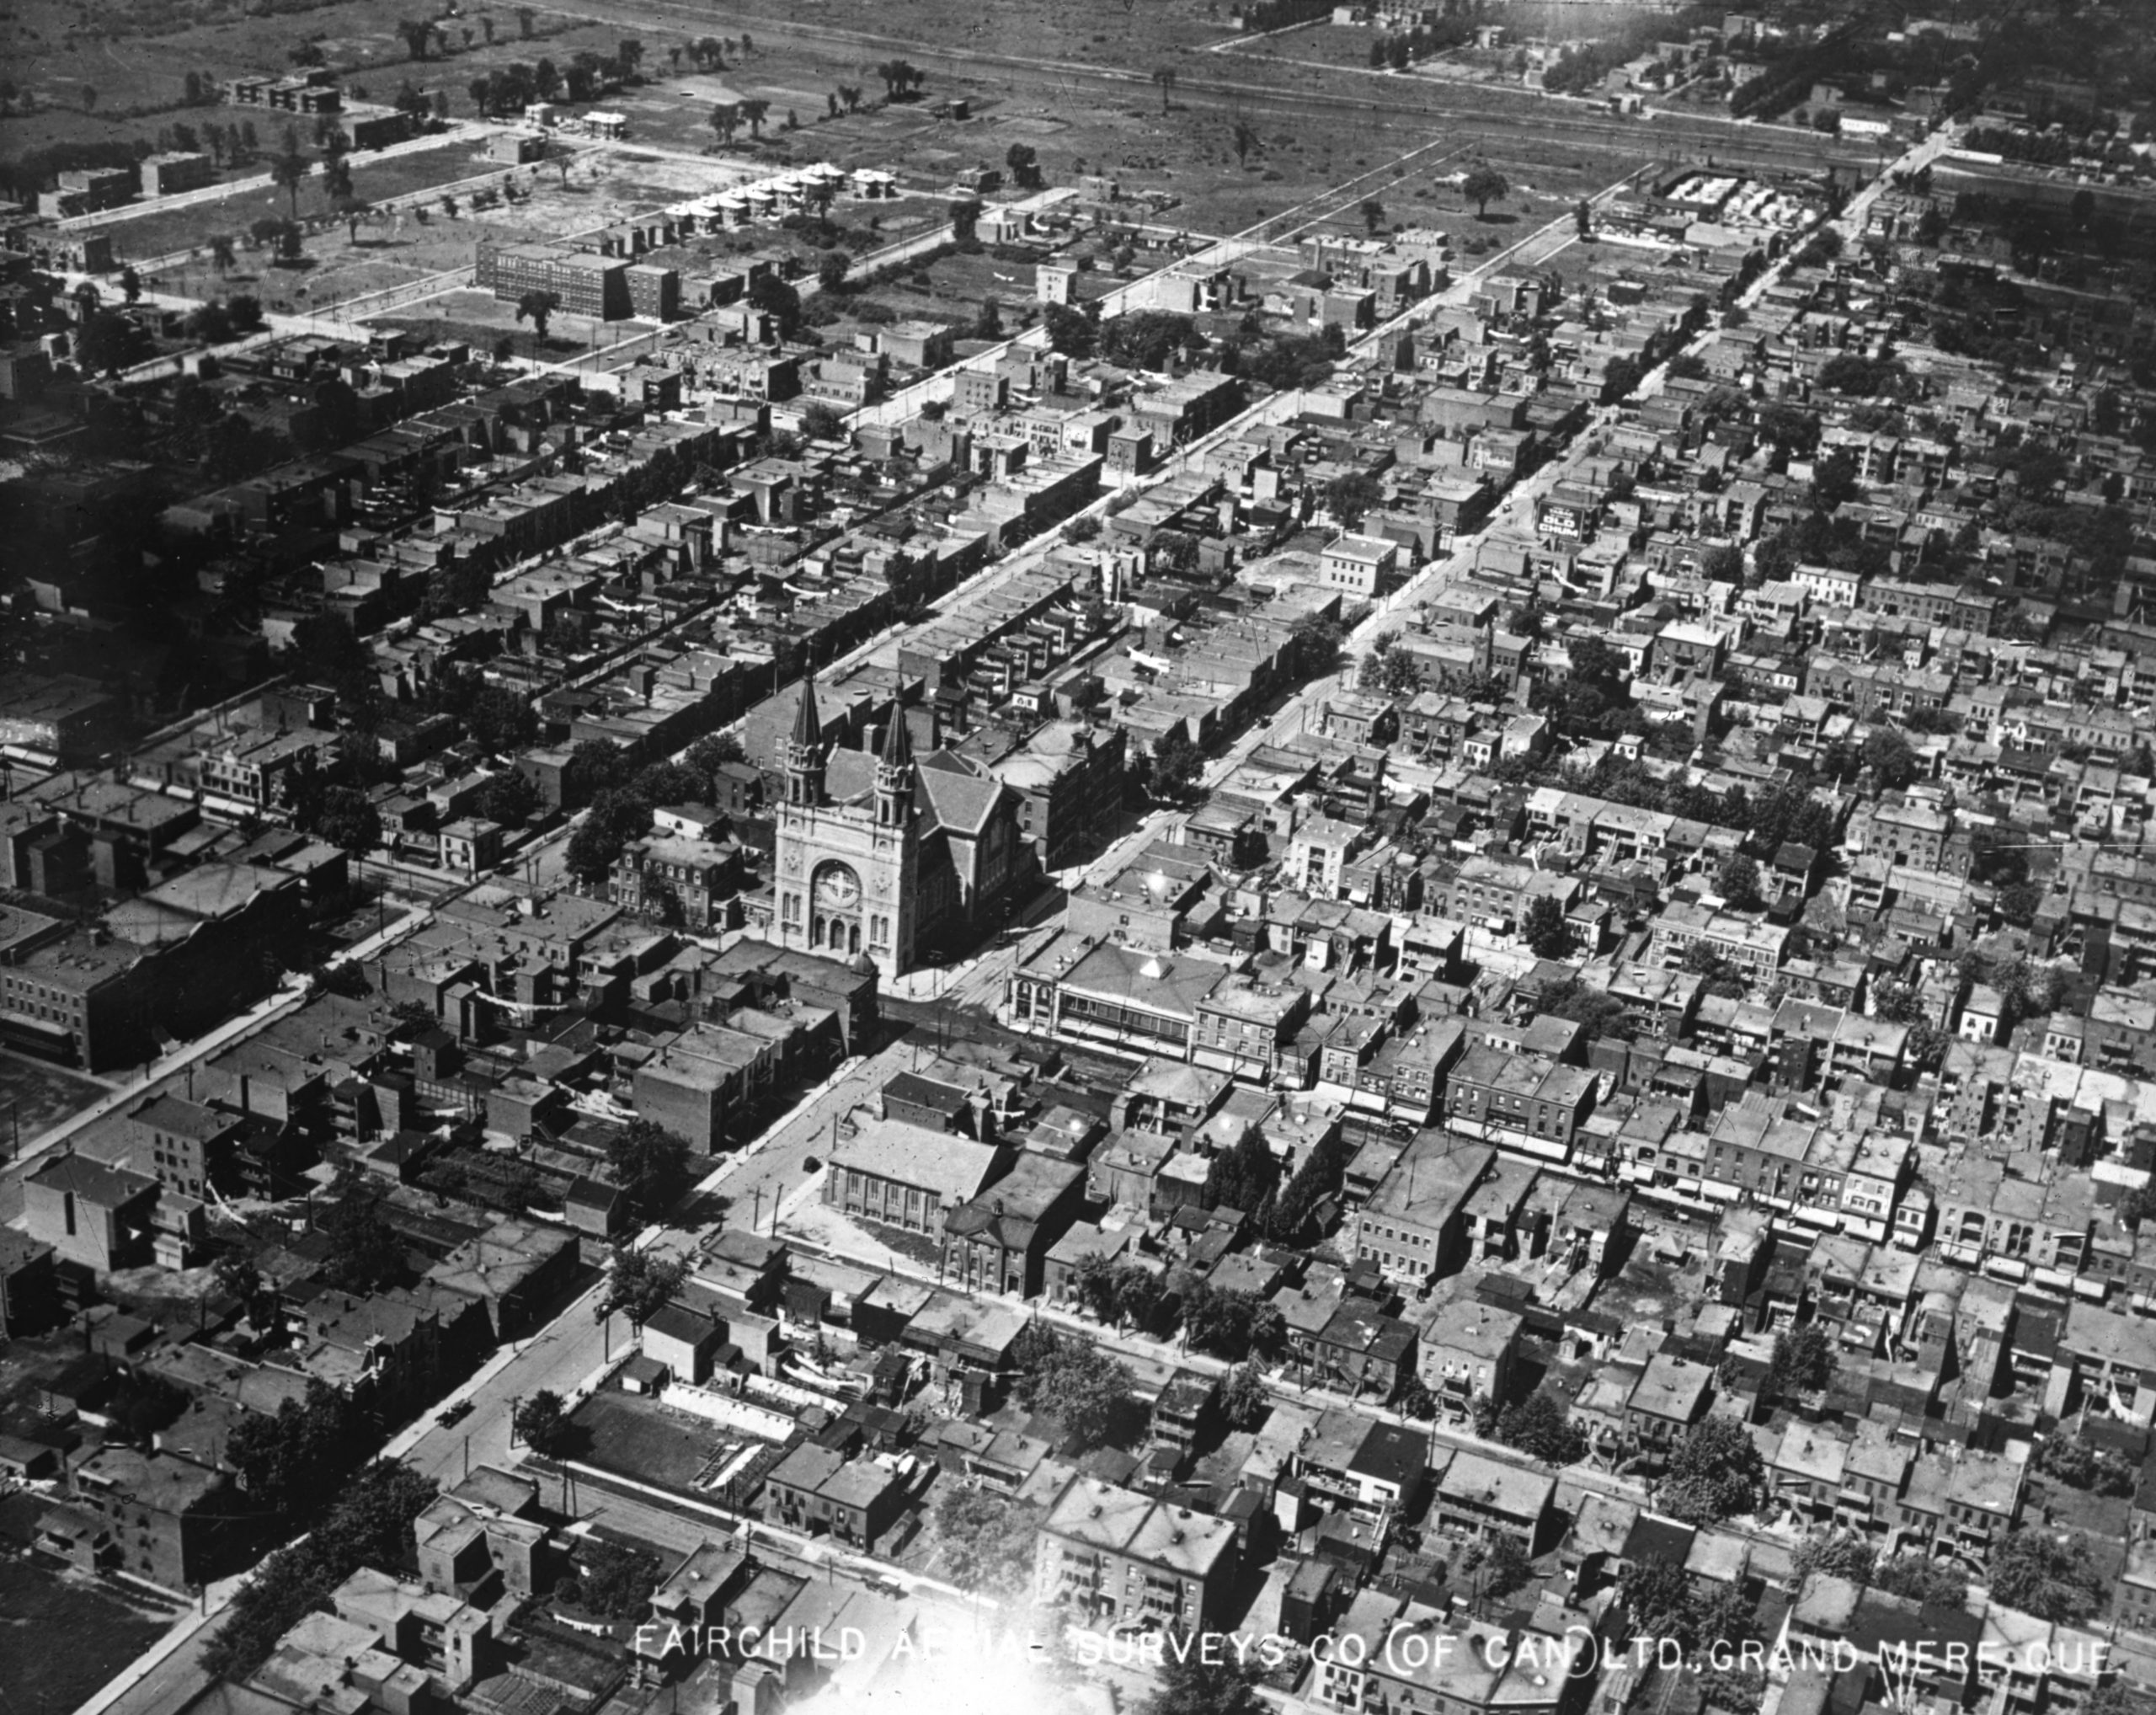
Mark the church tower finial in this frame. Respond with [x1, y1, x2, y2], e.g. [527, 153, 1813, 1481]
[786, 678, 825, 807]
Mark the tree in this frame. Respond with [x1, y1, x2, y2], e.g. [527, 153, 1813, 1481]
[565, 785, 652, 883]
[607, 1119, 691, 1219]
[475, 770, 541, 824]
[559, 1539, 660, 1619]
[1150, 731, 1203, 802]
[1862, 727, 1919, 791]
[814, 248, 850, 293]
[974, 296, 1004, 339]
[229, 1381, 357, 1511]
[1618, 1559, 1700, 1653]
[515, 287, 561, 347]
[596, 1244, 689, 1328]
[740, 97, 770, 137]
[1153, 67, 1177, 112]
[1809, 447, 1860, 511]
[1497, 1388, 1588, 1465]
[1480, 1534, 1535, 1599]
[1716, 852, 1762, 910]
[1360, 196, 1386, 234]
[514, 1389, 574, 1456]
[397, 17, 433, 58]
[1203, 1127, 1278, 1216]
[1575, 198, 1593, 239]
[1230, 118, 1261, 167]
[686, 731, 746, 776]
[1522, 895, 1576, 960]
[1041, 301, 1097, 358]
[1013, 1324, 1137, 1450]
[1988, 1530, 2105, 1622]
[934, 1484, 1038, 1590]
[109, 1370, 189, 1445]
[75, 310, 146, 376]
[563, 739, 626, 806]
[314, 786, 382, 855]
[203, 1462, 438, 1680]
[1325, 469, 1384, 528]
[1768, 1324, 1836, 1396]
[2036, 1431, 2136, 1497]
[1462, 162, 1508, 217]
[334, 193, 372, 243]
[270, 128, 311, 218]
[1790, 1529, 1876, 1585]
[1006, 143, 1041, 190]
[1658, 1417, 1766, 1525]
[1870, 1552, 1967, 1607]
[1180, 1283, 1283, 1363]
[1140, 1648, 1262, 1715]
[1221, 1361, 1268, 1430]
[321, 1185, 404, 1292]
[214, 1248, 265, 1314]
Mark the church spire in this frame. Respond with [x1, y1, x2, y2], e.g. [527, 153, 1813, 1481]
[875, 703, 915, 827]
[786, 677, 825, 807]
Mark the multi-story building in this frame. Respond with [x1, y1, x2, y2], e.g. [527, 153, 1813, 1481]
[43, 1446, 236, 1591]
[1034, 1476, 1238, 1633]
[123, 1095, 240, 1201]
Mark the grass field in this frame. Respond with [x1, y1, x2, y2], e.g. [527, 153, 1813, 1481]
[0, 1555, 173, 1715]
[569, 1389, 723, 1491]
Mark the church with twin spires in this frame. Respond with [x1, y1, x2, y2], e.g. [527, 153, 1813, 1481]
[771, 677, 1033, 977]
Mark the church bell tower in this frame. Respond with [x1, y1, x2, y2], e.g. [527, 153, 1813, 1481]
[786, 677, 825, 808]
[875, 705, 915, 828]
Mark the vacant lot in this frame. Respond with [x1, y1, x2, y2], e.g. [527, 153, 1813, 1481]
[0, 1555, 173, 1715]
[569, 1388, 723, 1492]
[0, 1048, 109, 1140]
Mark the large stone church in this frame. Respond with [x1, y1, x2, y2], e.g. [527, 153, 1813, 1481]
[771, 678, 1032, 976]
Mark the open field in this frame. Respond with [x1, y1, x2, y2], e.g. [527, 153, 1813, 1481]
[102, 139, 505, 259]
[376, 286, 644, 359]
[0, 0, 633, 155]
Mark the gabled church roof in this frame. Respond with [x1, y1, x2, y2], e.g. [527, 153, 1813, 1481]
[919, 764, 1004, 836]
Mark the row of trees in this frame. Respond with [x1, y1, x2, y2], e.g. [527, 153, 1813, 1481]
[1069, 1251, 1286, 1365]
[561, 731, 747, 886]
[204, 1463, 439, 1679]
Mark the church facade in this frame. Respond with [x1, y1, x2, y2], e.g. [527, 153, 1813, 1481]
[771, 679, 1033, 977]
